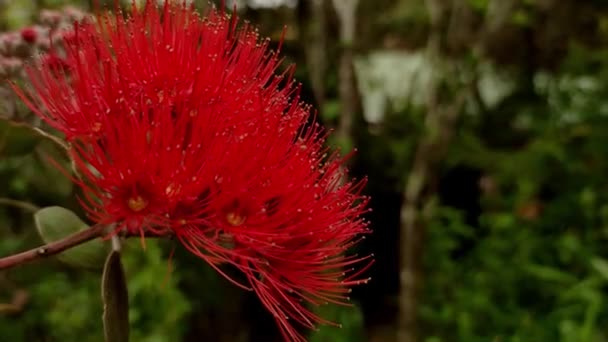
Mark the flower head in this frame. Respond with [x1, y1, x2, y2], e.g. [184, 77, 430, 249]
[13, 1, 372, 340]
[20, 27, 38, 44]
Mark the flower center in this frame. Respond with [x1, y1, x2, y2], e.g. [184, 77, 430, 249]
[127, 195, 148, 212]
[226, 212, 246, 226]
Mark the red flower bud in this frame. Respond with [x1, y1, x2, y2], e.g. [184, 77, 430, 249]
[20, 27, 37, 44]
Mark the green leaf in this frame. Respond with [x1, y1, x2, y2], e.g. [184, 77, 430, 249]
[590, 258, 608, 281]
[524, 264, 578, 284]
[102, 251, 130, 342]
[34, 206, 108, 269]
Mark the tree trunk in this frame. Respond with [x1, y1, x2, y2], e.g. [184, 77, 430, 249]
[398, 2, 467, 341]
[305, 0, 327, 109]
[332, 0, 359, 146]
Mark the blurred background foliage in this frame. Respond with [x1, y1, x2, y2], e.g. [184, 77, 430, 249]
[1, 0, 608, 341]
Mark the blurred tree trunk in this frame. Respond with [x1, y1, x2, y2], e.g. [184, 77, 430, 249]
[304, 0, 327, 109]
[332, 0, 358, 147]
[398, 1, 468, 341]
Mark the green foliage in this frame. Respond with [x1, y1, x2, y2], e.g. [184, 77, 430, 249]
[0, 243, 190, 342]
[418, 42, 608, 342]
[468, 0, 489, 12]
[0, 121, 41, 157]
[122, 240, 191, 342]
[2, 1, 35, 29]
[310, 303, 365, 342]
[321, 99, 341, 122]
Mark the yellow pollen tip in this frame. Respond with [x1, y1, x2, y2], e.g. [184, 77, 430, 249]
[128, 195, 148, 212]
[92, 122, 102, 132]
[226, 212, 246, 226]
[165, 184, 181, 196]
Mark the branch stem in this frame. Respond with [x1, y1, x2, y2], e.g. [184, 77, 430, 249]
[0, 224, 105, 270]
[0, 198, 40, 213]
[0, 226, 172, 270]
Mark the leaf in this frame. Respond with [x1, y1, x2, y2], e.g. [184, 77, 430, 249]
[590, 257, 608, 281]
[524, 264, 578, 284]
[34, 206, 108, 269]
[102, 251, 129, 342]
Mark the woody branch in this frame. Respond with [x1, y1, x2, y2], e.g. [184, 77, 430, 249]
[0, 225, 171, 270]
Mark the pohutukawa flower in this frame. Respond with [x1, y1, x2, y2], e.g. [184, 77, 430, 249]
[13, 1, 372, 341]
[20, 27, 38, 44]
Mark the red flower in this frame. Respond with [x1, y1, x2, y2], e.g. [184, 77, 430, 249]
[20, 27, 38, 44]
[13, 1, 372, 341]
